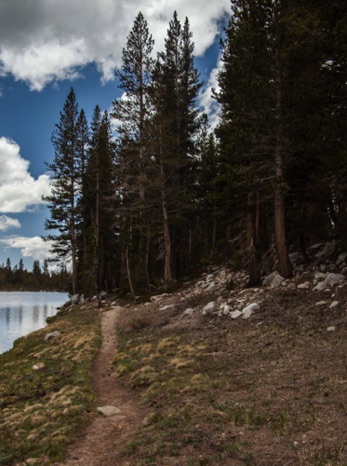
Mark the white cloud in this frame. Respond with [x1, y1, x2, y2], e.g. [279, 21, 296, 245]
[0, 137, 51, 213]
[0, 215, 21, 231]
[0, 236, 53, 261]
[0, 0, 230, 90]
[200, 55, 222, 129]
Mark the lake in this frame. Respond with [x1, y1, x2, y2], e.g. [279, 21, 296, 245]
[0, 291, 68, 355]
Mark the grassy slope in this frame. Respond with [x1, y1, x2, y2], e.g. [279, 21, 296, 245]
[113, 288, 347, 466]
[0, 303, 102, 465]
[1, 279, 347, 466]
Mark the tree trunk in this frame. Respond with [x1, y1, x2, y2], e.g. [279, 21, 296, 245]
[161, 179, 173, 281]
[125, 242, 136, 299]
[246, 191, 261, 286]
[273, 56, 292, 278]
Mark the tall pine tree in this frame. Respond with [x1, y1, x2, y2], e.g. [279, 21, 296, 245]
[112, 11, 155, 294]
[43, 88, 82, 294]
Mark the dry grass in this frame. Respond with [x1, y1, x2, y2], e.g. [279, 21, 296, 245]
[0, 303, 102, 465]
[112, 287, 347, 465]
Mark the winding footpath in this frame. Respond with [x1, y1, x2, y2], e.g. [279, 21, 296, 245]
[61, 306, 144, 466]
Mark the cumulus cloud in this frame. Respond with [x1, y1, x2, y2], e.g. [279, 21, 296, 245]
[0, 215, 21, 231]
[0, 137, 51, 213]
[0, 0, 230, 90]
[200, 55, 223, 129]
[0, 236, 53, 261]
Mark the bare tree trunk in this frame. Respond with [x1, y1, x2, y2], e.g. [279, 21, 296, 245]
[126, 242, 136, 299]
[247, 191, 261, 286]
[145, 227, 151, 291]
[70, 198, 78, 295]
[71, 234, 78, 296]
[161, 177, 173, 281]
[274, 56, 292, 278]
[212, 212, 217, 251]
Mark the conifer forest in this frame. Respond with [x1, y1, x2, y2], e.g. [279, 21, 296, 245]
[43, 2, 347, 297]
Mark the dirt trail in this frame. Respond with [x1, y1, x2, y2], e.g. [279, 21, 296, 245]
[61, 306, 144, 466]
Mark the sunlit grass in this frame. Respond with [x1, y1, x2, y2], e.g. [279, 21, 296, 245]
[0, 304, 102, 465]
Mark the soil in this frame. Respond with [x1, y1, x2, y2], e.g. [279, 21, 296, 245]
[61, 306, 148, 466]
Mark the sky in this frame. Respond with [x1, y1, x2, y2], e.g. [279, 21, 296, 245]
[0, 0, 229, 271]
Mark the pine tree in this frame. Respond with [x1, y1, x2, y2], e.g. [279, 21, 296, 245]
[216, 0, 294, 281]
[112, 11, 155, 294]
[80, 107, 118, 296]
[43, 88, 82, 294]
[150, 12, 202, 279]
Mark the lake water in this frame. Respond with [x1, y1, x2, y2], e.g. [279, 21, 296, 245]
[0, 291, 68, 355]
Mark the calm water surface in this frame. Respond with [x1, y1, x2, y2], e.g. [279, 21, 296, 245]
[0, 292, 68, 355]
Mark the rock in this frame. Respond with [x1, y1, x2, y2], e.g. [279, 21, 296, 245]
[314, 271, 327, 280]
[341, 267, 347, 275]
[32, 362, 46, 371]
[315, 241, 336, 259]
[99, 290, 108, 299]
[159, 304, 175, 311]
[71, 294, 81, 305]
[242, 309, 253, 319]
[202, 301, 215, 315]
[44, 331, 61, 341]
[297, 282, 310, 290]
[316, 301, 327, 306]
[325, 273, 345, 286]
[327, 326, 336, 332]
[242, 303, 260, 313]
[270, 274, 285, 288]
[307, 243, 324, 253]
[151, 293, 171, 302]
[97, 406, 122, 417]
[182, 308, 194, 317]
[329, 301, 339, 308]
[222, 305, 231, 315]
[203, 282, 216, 291]
[263, 271, 280, 286]
[241, 303, 260, 319]
[313, 282, 327, 292]
[338, 252, 347, 263]
[230, 311, 242, 319]
[289, 252, 301, 265]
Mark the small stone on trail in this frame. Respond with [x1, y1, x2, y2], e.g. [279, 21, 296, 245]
[97, 405, 122, 417]
[327, 326, 336, 332]
[230, 310, 242, 319]
[316, 301, 327, 306]
[329, 301, 339, 308]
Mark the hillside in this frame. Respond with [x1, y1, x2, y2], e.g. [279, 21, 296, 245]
[109, 242, 347, 465]
[1, 241, 347, 465]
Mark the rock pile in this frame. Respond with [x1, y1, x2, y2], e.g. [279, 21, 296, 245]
[154, 241, 347, 323]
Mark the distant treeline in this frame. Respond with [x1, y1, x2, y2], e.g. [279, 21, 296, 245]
[0, 258, 70, 292]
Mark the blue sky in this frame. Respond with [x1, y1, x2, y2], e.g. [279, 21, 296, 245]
[0, 0, 229, 271]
